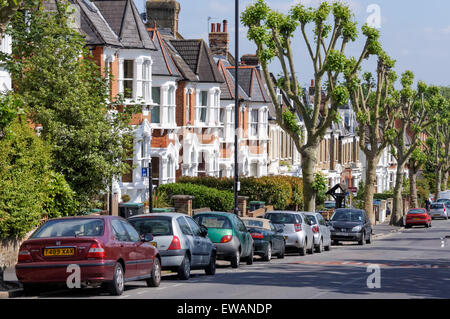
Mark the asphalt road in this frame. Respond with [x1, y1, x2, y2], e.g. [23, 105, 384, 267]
[18, 219, 450, 299]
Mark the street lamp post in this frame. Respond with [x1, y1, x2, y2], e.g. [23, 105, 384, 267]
[148, 135, 153, 214]
[233, 0, 239, 215]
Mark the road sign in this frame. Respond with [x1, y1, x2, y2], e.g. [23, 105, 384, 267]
[142, 168, 148, 177]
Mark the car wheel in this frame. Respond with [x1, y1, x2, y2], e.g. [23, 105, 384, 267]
[146, 257, 161, 287]
[366, 232, 372, 244]
[359, 232, 366, 246]
[205, 251, 216, 275]
[299, 244, 306, 256]
[308, 239, 314, 254]
[315, 238, 323, 253]
[22, 283, 41, 296]
[278, 242, 285, 259]
[178, 254, 191, 280]
[263, 243, 272, 262]
[405, 225, 410, 229]
[107, 262, 125, 296]
[324, 241, 331, 251]
[332, 240, 340, 246]
[246, 246, 254, 265]
[230, 250, 240, 268]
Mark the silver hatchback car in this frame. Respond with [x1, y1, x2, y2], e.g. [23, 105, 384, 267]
[429, 203, 448, 220]
[128, 213, 216, 280]
[302, 212, 332, 253]
[264, 211, 314, 256]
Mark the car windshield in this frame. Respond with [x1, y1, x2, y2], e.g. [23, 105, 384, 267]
[243, 219, 267, 229]
[128, 217, 172, 236]
[331, 210, 364, 222]
[324, 202, 336, 209]
[266, 213, 299, 224]
[431, 204, 444, 209]
[31, 219, 105, 238]
[408, 209, 426, 214]
[194, 215, 232, 229]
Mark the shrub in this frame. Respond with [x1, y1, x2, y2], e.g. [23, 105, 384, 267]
[121, 194, 131, 203]
[157, 183, 234, 212]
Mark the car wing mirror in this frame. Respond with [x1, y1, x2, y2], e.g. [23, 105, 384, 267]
[143, 233, 154, 242]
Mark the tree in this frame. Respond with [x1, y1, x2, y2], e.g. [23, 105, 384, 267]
[242, 0, 382, 211]
[343, 51, 398, 225]
[1, 0, 138, 206]
[388, 73, 437, 226]
[0, 0, 21, 38]
[408, 148, 427, 208]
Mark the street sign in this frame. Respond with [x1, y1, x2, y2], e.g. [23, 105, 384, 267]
[142, 168, 148, 177]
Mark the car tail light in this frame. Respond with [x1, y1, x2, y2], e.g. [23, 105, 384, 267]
[18, 249, 31, 263]
[220, 235, 233, 243]
[168, 236, 181, 250]
[312, 225, 319, 233]
[87, 242, 106, 259]
[251, 233, 263, 239]
[294, 224, 302, 232]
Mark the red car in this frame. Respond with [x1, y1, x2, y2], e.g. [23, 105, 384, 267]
[405, 208, 432, 228]
[16, 215, 161, 296]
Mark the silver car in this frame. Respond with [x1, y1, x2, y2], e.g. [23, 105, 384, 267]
[128, 213, 216, 280]
[429, 203, 448, 220]
[302, 212, 332, 253]
[264, 211, 314, 256]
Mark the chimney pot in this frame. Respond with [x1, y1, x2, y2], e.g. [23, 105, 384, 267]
[311, 79, 314, 87]
[211, 23, 215, 33]
[223, 20, 228, 33]
[217, 23, 221, 32]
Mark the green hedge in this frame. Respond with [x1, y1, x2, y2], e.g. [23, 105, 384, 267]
[157, 183, 234, 212]
[177, 175, 304, 210]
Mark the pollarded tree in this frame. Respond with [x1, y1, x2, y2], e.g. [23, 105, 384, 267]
[0, 0, 22, 37]
[388, 73, 438, 226]
[408, 148, 427, 209]
[343, 52, 398, 225]
[241, 0, 383, 211]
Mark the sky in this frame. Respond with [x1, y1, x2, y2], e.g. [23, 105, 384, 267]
[136, 0, 450, 87]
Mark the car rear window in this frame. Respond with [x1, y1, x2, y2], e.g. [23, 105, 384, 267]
[331, 210, 364, 222]
[193, 215, 232, 229]
[304, 215, 317, 224]
[128, 217, 173, 236]
[31, 219, 105, 238]
[408, 209, 426, 214]
[265, 213, 299, 224]
[243, 219, 268, 229]
[431, 204, 444, 209]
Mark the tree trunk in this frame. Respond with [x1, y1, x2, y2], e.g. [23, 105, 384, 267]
[391, 166, 405, 226]
[435, 167, 442, 200]
[443, 170, 448, 192]
[408, 163, 418, 209]
[363, 156, 377, 225]
[301, 146, 318, 212]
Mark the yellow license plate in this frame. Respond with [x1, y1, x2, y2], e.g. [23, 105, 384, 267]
[150, 242, 157, 248]
[44, 247, 75, 257]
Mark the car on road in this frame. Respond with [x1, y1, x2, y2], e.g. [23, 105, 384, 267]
[264, 211, 314, 256]
[193, 212, 254, 268]
[128, 213, 216, 280]
[241, 217, 285, 261]
[429, 203, 448, 220]
[302, 212, 332, 253]
[405, 208, 432, 228]
[328, 208, 372, 245]
[15, 215, 161, 296]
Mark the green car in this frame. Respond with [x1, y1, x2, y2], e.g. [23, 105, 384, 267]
[193, 212, 254, 268]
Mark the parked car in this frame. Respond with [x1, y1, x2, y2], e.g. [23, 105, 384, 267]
[128, 213, 216, 280]
[264, 211, 314, 256]
[429, 203, 448, 220]
[15, 215, 161, 296]
[436, 198, 450, 204]
[241, 217, 285, 261]
[302, 212, 332, 253]
[329, 208, 372, 245]
[193, 212, 254, 268]
[405, 208, 432, 228]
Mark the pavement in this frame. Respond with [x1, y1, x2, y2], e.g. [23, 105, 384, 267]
[0, 219, 404, 298]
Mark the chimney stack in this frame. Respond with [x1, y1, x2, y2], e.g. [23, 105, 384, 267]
[240, 54, 260, 66]
[146, 0, 181, 36]
[209, 19, 229, 57]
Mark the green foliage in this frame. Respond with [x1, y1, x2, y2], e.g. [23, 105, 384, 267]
[312, 173, 328, 206]
[157, 183, 234, 212]
[43, 171, 79, 219]
[282, 110, 302, 137]
[2, 0, 138, 206]
[0, 93, 22, 137]
[177, 176, 304, 210]
[0, 119, 52, 239]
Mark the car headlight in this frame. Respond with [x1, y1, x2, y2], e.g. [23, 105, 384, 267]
[352, 225, 362, 232]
